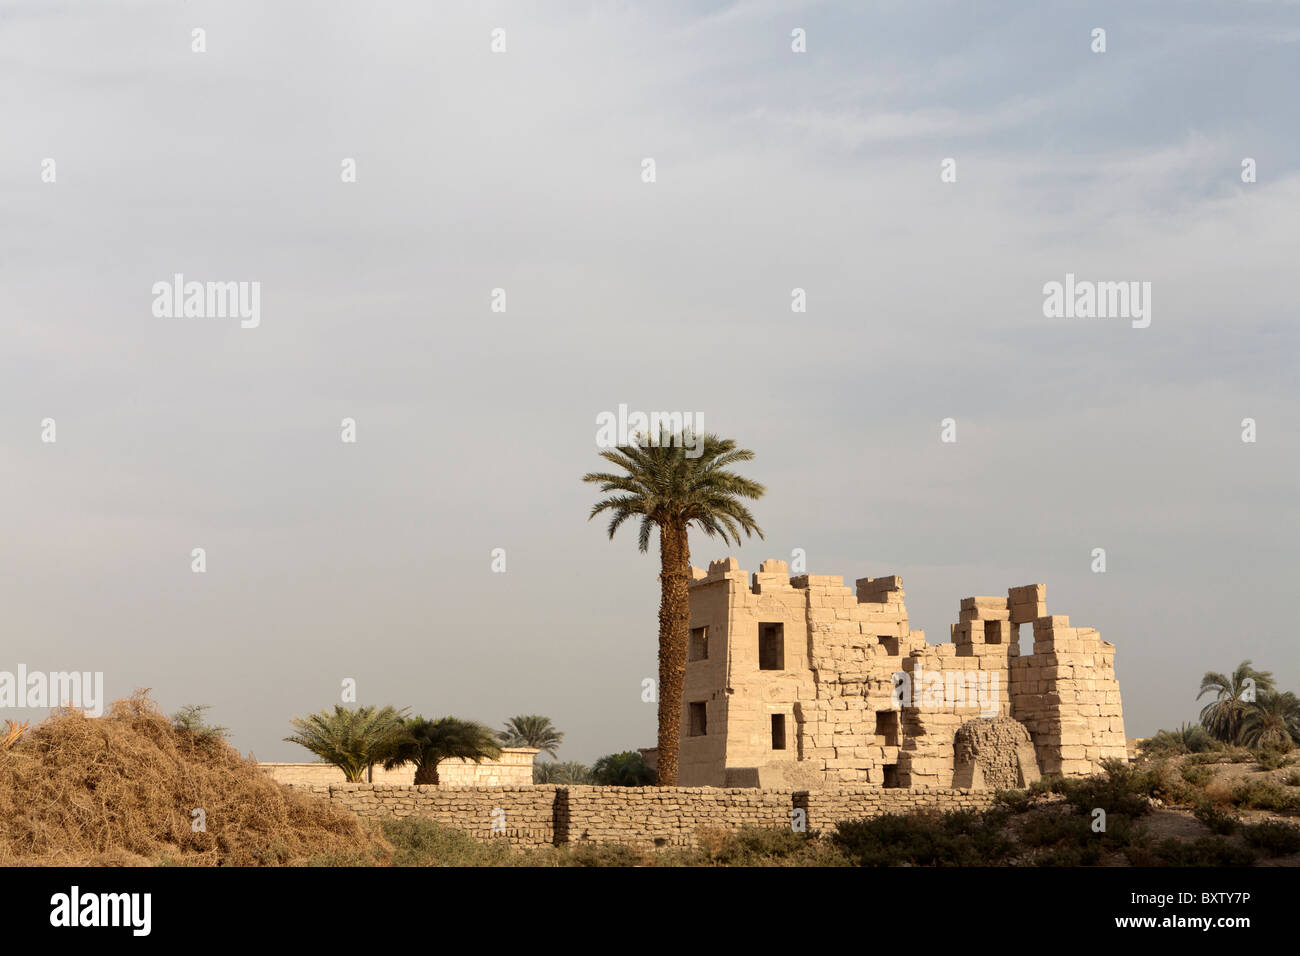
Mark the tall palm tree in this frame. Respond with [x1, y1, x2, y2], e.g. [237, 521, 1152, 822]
[498, 715, 564, 757]
[584, 431, 764, 785]
[383, 716, 502, 785]
[285, 705, 409, 783]
[1197, 661, 1276, 745]
[1241, 691, 1300, 750]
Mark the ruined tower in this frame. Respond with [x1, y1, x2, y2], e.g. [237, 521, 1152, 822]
[676, 558, 1126, 789]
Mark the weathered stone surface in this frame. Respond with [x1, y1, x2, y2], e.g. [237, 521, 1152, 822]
[952, 717, 1039, 790]
[273, 783, 1000, 848]
[678, 559, 1126, 787]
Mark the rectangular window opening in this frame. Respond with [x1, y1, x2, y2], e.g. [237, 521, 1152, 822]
[771, 714, 786, 750]
[688, 701, 708, 737]
[875, 710, 899, 747]
[759, 622, 785, 670]
[689, 625, 709, 661]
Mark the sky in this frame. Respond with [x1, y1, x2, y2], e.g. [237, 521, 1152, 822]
[1, 0, 1297, 764]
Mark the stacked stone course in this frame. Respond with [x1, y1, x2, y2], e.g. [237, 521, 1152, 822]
[259, 748, 539, 788]
[560, 786, 791, 847]
[330, 784, 558, 846]
[282, 783, 1001, 848]
[679, 558, 1126, 787]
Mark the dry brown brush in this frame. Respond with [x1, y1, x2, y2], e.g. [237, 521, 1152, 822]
[0, 691, 388, 866]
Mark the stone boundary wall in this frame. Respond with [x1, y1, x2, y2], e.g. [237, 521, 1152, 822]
[560, 787, 794, 847]
[330, 785, 559, 845]
[798, 787, 999, 832]
[289, 783, 1000, 848]
[259, 748, 539, 788]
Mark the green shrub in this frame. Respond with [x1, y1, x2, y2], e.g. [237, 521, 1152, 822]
[1010, 803, 1144, 865]
[564, 843, 646, 867]
[1128, 837, 1257, 867]
[1018, 811, 1093, 849]
[1241, 821, 1300, 857]
[1139, 724, 1218, 757]
[1028, 775, 1068, 798]
[380, 817, 518, 866]
[1032, 842, 1104, 866]
[171, 704, 231, 755]
[1192, 801, 1239, 835]
[705, 826, 807, 863]
[1057, 759, 1158, 818]
[1181, 764, 1215, 788]
[1283, 770, 1300, 787]
[1231, 779, 1300, 811]
[994, 789, 1031, 813]
[1185, 747, 1254, 765]
[833, 809, 1015, 867]
[1253, 747, 1289, 772]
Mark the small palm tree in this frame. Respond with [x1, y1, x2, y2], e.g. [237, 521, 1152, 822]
[1198, 661, 1276, 745]
[498, 715, 564, 757]
[383, 717, 502, 785]
[1241, 691, 1300, 750]
[584, 432, 764, 785]
[285, 705, 409, 782]
[1137, 722, 1217, 757]
[172, 704, 230, 755]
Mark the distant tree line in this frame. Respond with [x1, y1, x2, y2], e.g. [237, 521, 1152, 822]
[1140, 660, 1300, 757]
[278, 706, 655, 786]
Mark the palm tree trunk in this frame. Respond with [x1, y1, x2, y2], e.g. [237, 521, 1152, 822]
[656, 521, 691, 786]
[413, 762, 440, 785]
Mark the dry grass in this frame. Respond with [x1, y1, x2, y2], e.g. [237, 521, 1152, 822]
[1, 721, 28, 751]
[0, 691, 389, 866]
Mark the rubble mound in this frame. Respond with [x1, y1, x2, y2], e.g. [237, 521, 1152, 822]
[953, 717, 1041, 790]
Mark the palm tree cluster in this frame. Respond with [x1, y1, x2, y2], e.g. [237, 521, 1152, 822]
[533, 760, 594, 784]
[286, 707, 541, 784]
[285, 706, 671, 788]
[1196, 661, 1300, 749]
[530, 751, 659, 785]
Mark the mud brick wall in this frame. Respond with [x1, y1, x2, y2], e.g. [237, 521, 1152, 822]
[557, 786, 794, 847]
[327, 784, 559, 846]
[295, 783, 1001, 847]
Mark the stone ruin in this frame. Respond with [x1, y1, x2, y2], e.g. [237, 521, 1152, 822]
[952, 717, 1041, 790]
[674, 558, 1127, 789]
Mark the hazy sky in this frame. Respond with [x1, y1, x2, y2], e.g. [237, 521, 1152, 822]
[2, 1, 1296, 763]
